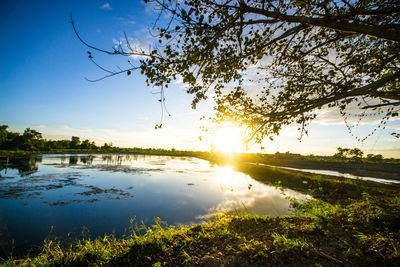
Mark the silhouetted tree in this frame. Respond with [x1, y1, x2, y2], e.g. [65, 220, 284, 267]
[334, 147, 350, 159]
[0, 126, 102, 152]
[366, 153, 384, 162]
[349, 148, 364, 161]
[70, 136, 81, 149]
[80, 139, 91, 149]
[73, 0, 400, 143]
[101, 142, 113, 151]
[80, 139, 97, 149]
[21, 128, 43, 151]
[0, 125, 8, 147]
[334, 146, 367, 161]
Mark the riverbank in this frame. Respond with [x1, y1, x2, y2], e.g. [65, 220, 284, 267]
[202, 152, 400, 181]
[247, 154, 400, 181]
[2, 162, 399, 266]
[0, 149, 205, 158]
[2, 149, 399, 182]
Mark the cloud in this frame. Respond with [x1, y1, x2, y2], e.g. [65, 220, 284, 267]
[32, 124, 46, 129]
[100, 3, 112, 10]
[314, 103, 391, 126]
[387, 124, 400, 131]
[56, 125, 92, 132]
[114, 16, 136, 25]
[136, 115, 149, 122]
[111, 30, 154, 60]
[143, 1, 160, 15]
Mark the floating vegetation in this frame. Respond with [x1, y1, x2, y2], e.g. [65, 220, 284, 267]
[44, 199, 100, 206]
[0, 170, 134, 205]
[74, 164, 163, 174]
[76, 185, 133, 199]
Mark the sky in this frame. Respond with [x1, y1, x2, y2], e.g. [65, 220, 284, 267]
[0, 0, 399, 157]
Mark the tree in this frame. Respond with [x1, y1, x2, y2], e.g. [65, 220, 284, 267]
[366, 153, 384, 162]
[70, 136, 81, 149]
[333, 147, 350, 158]
[349, 148, 363, 160]
[20, 128, 43, 151]
[81, 139, 97, 149]
[73, 0, 400, 143]
[101, 142, 113, 151]
[333, 146, 364, 161]
[0, 125, 8, 147]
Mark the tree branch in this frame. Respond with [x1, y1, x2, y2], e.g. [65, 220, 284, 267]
[242, 5, 400, 42]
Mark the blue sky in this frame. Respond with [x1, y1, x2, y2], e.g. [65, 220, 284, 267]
[0, 0, 399, 157]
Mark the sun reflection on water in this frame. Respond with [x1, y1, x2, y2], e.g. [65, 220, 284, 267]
[214, 165, 246, 192]
[197, 164, 311, 219]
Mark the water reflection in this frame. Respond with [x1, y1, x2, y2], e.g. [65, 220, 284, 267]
[0, 155, 310, 211]
[80, 155, 93, 165]
[0, 156, 41, 177]
[255, 163, 400, 184]
[0, 154, 309, 257]
[198, 166, 309, 219]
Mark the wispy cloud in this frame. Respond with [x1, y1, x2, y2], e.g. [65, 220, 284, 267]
[111, 31, 154, 60]
[32, 124, 46, 129]
[388, 124, 400, 131]
[57, 125, 92, 132]
[314, 104, 389, 126]
[100, 3, 112, 10]
[114, 16, 136, 25]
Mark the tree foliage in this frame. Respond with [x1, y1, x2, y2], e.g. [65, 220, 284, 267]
[70, 136, 81, 149]
[333, 146, 387, 162]
[334, 146, 364, 160]
[72, 0, 400, 143]
[0, 126, 98, 151]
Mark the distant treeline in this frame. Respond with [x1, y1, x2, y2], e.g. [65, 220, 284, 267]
[0, 125, 398, 164]
[272, 147, 389, 163]
[0, 125, 201, 157]
[266, 150, 400, 165]
[0, 125, 99, 151]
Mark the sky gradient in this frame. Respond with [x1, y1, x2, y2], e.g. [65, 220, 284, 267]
[1, 0, 399, 157]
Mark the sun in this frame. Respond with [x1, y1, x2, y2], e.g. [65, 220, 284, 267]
[210, 124, 244, 152]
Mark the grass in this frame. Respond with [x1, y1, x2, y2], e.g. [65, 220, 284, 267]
[1, 161, 400, 266]
[3, 198, 399, 266]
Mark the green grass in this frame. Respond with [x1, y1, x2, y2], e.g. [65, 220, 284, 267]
[3, 196, 399, 266]
[1, 162, 400, 266]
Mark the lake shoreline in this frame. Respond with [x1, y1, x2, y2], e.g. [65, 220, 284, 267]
[2, 161, 399, 266]
[1, 150, 399, 182]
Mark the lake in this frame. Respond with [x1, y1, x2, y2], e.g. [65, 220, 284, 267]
[0, 154, 307, 257]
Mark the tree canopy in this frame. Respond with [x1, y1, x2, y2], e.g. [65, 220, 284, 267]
[0, 126, 97, 151]
[72, 0, 400, 143]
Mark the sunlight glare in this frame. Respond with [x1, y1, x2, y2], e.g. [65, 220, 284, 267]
[214, 165, 245, 192]
[211, 125, 244, 152]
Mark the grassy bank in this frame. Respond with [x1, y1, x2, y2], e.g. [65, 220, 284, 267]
[2, 162, 399, 266]
[206, 152, 400, 181]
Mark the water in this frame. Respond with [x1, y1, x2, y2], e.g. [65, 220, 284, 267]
[254, 163, 400, 184]
[0, 154, 307, 256]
